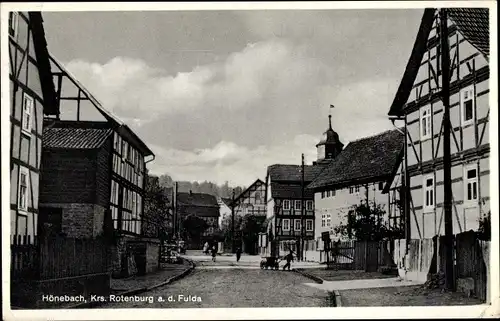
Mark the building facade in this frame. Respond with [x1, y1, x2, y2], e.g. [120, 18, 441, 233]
[232, 179, 267, 217]
[177, 192, 220, 247]
[308, 130, 404, 251]
[9, 12, 58, 245]
[387, 8, 490, 240]
[217, 197, 232, 228]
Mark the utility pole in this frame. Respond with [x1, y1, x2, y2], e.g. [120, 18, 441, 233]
[174, 182, 178, 240]
[231, 188, 236, 253]
[440, 8, 455, 291]
[300, 153, 305, 262]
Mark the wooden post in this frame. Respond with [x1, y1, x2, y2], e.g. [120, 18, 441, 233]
[231, 189, 235, 253]
[440, 8, 455, 291]
[300, 153, 305, 261]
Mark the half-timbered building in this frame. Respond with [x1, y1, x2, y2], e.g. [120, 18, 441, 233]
[232, 179, 267, 217]
[9, 12, 58, 245]
[387, 8, 490, 241]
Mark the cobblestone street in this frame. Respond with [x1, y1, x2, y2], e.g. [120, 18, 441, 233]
[103, 257, 332, 308]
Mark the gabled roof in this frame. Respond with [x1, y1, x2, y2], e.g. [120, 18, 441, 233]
[28, 12, 57, 115]
[270, 181, 315, 199]
[49, 55, 154, 157]
[233, 179, 265, 204]
[388, 8, 490, 116]
[267, 164, 325, 183]
[221, 198, 233, 207]
[43, 126, 113, 149]
[308, 130, 404, 190]
[448, 8, 490, 58]
[177, 192, 219, 208]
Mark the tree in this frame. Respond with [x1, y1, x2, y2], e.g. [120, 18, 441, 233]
[333, 202, 404, 242]
[241, 214, 265, 254]
[181, 215, 209, 245]
[143, 175, 172, 239]
[478, 211, 491, 241]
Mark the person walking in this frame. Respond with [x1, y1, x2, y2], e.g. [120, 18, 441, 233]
[203, 241, 209, 255]
[282, 250, 294, 271]
[236, 247, 242, 262]
[211, 245, 217, 262]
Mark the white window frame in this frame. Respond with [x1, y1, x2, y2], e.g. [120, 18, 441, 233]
[460, 85, 475, 126]
[295, 200, 301, 210]
[355, 185, 360, 194]
[349, 186, 354, 194]
[423, 175, 435, 212]
[9, 12, 19, 38]
[332, 189, 336, 197]
[306, 200, 313, 211]
[379, 182, 384, 191]
[306, 219, 313, 231]
[282, 219, 290, 231]
[326, 214, 331, 227]
[326, 190, 331, 197]
[283, 200, 290, 210]
[321, 214, 326, 227]
[22, 93, 33, 135]
[294, 219, 301, 231]
[464, 164, 479, 206]
[420, 105, 432, 140]
[18, 167, 29, 212]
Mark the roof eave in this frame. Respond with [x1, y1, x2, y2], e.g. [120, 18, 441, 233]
[388, 8, 437, 117]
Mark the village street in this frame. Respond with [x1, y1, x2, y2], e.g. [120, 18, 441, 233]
[104, 252, 332, 308]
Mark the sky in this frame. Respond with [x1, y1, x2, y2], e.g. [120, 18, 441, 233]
[42, 8, 424, 187]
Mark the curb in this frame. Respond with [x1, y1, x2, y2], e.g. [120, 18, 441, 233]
[68, 258, 195, 309]
[292, 268, 324, 284]
[333, 290, 343, 307]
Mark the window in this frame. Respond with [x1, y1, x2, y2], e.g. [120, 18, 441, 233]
[461, 86, 475, 125]
[464, 165, 478, 203]
[321, 214, 326, 227]
[332, 189, 336, 197]
[283, 200, 290, 210]
[424, 175, 435, 210]
[349, 187, 354, 194]
[326, 214, 331, 227]
[18, 167, 29, 211]
[355, 186, 360, 194]
[321, 191, 325, 199]
[295, 200, 301, 210]
[326, 190, 331, 197]
[9, 12, 18, 37]
[255, 192, 261, 204]
[282, 219, 290, 231]
[420, 106, 432, 140]
[379, 182, 384, 191]
[294, 219, 301, 231]
[306, 200, 313, 210]
[22, 94, 33, 134]
[306, 219, 313, 231]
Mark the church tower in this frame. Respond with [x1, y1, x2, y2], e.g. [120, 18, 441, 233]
[315, 115, 343, 164]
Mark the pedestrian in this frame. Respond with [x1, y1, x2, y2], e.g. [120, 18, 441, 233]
[203, 241, 209, 255]
[211, 245, 217, 262]
[236, 247, 242, 262]
[282, 250, 294, 271]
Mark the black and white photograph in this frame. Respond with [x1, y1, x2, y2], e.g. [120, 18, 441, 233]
[1, 1, 498, 319]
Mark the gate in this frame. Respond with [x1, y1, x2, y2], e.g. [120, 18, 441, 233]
[326, 240, 381, 271]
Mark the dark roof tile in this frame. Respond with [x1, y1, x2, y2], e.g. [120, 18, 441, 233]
[267, 164, 326, 182]
[270, 182, 315, 199]
[43, 127, 112, 149]
[177, 192, 219, 208]
[308, 130, 404, 190]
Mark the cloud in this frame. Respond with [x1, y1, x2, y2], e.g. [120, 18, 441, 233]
[147, 134, 319, 186]
[62, 37, 401, 185]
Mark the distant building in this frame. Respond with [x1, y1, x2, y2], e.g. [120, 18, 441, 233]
[308, 129, 404, 261]
[177, 191, 220, 247]
[263, 115, 343, 257]
[232, 179, 267, 217]
[217, 197, 232, 228]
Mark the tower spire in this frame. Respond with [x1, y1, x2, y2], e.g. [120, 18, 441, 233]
[328, 115, 332, 130]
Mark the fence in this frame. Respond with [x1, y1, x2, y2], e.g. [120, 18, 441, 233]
[326, 240, 387, 272]
[11, 235, 110, 281]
